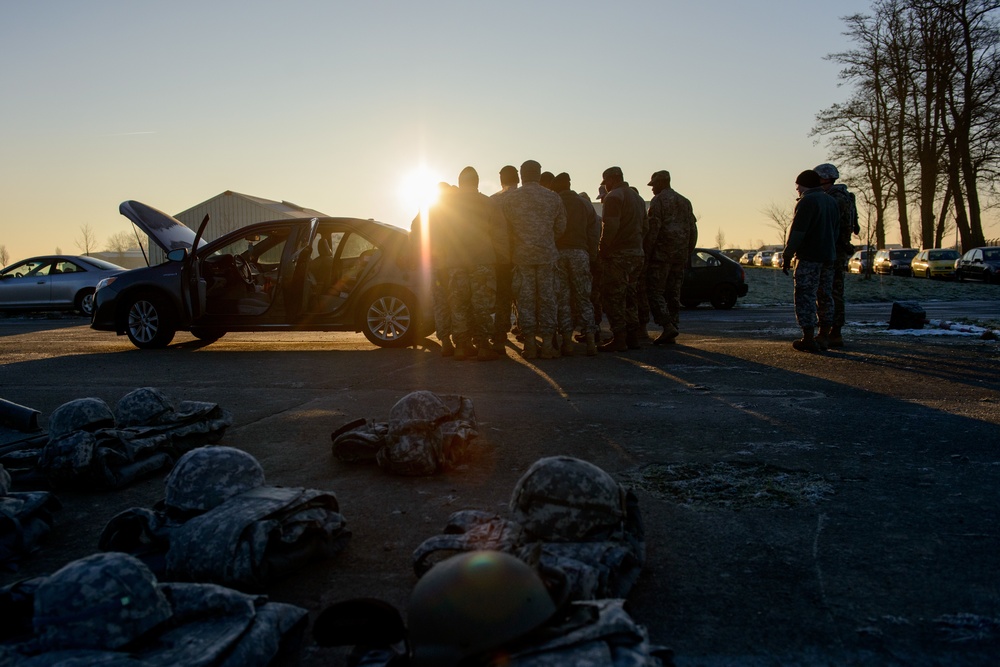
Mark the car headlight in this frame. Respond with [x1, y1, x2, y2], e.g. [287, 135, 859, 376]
[95, 276, 117, 291]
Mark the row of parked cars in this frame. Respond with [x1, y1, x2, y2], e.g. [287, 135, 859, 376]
[847, 246, 1000, 281]
[738, 250, 784, 268]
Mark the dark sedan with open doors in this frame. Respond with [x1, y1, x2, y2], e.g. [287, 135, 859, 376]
[681, 248, 749, 309]
[91, 201, 432, 349]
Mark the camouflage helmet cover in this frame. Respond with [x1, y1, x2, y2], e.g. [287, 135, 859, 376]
[510, 456, 626, 542]
[813, 163, 840, 180]
[47, 397, 115, 439]
[408, 551, 556, 667]
[34, 552, 172, 651]
[164, 445, 265, 513]
[114, 387, 175, 427]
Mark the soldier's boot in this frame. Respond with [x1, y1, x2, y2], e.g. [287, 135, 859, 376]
[540, 337, 560, 359]
[454, 337, 476, 361]
[491, 337, 508, 356]
[625, 328, 641, 350]
[792, 327, 820, 353]
[815, 326, 831, 351]
[636, 326, 651, 341]
[440, 337, 455, 357]
[477, 345, 499, 361]
[521, 336, 538, 360]
[560, 330, 575, 357]
[828, 325, 845, 348]
[598, 330, 628, 353]
[653, 322, 680, 346]
[585, 332, 598, 356]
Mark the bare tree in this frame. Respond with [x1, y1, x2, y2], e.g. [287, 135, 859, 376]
[105, 230, 135, 260]
[75, 224, 99, 256]
[0, 245, 8, 267]
[714, 228, 727, 250]
[761, 202, 793, 245]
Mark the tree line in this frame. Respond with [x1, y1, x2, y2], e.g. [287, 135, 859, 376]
[813, 0, 1000, 251]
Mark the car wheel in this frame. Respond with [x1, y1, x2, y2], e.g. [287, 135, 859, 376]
[360, 287, 416, 348]
[957, 270, 965, 282]
[190, 328, 225, 343]
[125, 294, 176, 349]
[710, 284, 738, 310]
[74, 288, 96, 316]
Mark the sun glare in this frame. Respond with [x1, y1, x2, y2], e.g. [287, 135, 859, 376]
[399, 166, 443, 214]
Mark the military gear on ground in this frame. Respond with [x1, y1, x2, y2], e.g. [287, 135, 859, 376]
[47, 398, 115, 440]
[408, 551, 558, 667]
[99, 446, 350, 590]
[332, 392, 479, 476]
[0, 552, 307, 665]
[0, 464, 61, 570]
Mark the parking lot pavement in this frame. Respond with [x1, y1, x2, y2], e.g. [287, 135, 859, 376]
[1, 307, 999, 665]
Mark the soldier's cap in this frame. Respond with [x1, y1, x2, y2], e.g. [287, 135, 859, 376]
[795, 169, 821, 189]
[601, 166, 623, 185]
[648, 170, 670, 186]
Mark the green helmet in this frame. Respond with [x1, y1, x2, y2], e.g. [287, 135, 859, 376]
[34, 552, 172, 651]
[509, 456, 627, 542]
[407, 551, 556, 666]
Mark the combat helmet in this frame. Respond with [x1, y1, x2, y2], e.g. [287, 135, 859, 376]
[510, 456, 626, 542]
[47, 397, 115, 439]
[114, 387, 176, 427]
[813, 163, 840, 180]
[164, 445, 265, 514]
[408, 550, 556, 667]
[34, 552, 172, 651]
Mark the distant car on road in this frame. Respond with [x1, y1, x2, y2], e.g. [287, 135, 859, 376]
[738, 251, 757, 266]
[0, 255, 125, 316]
[848, 250, 870, 274]
[873, 248, 919, 276]
[771, 251, 784, 268]
[91, 201, 432, 349]
[955, 246, 1000, 283]
[681, 248, 749, 310]
[753, 251, 774, 267]
[910, 249, 960, 279]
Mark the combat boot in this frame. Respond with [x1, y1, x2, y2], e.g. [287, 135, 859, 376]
[540, 337, 559, 359]
[636, 326, 651, 341]
[491, 338, 508, 356]
[560, 330, 575, 357]
[828, 325, 844, 348]
[625, 328, 641, 350]
[652, 322, 679, 346]
[792, 327, 820, 353]
[454, 341, 477, 361]
[815, 326, 831, 351]
[585, 331, 598, 356]
[477, 346, 499, 361]
[521, 336, 538, 359]
[440, 337, 455, 357]
[598, 330, 628, 352]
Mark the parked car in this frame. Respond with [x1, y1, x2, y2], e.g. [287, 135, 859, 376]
[91, 201, 432, 349]
[771, 251, 784, 268]
[910, 248, 960, 279]
[955, 246, 1000, 283]
[720, 249, 745, 262]
[680, 248, 749, 309]
[752, 251, 774, 267]
[0, 255, 125, 316]
[847, 250, 870, 274]
[738, 251, 757, 265]
[872, 248, 919, 276]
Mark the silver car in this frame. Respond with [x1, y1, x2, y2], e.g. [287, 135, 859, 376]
[0, 255, 126, 316]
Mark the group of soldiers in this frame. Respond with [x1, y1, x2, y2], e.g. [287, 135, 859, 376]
[411, 161, 698, 361]
[781, 163, 860, 352]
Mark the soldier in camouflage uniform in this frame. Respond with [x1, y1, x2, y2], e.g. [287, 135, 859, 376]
[578, 190, 604, 330]
[411, 183, 458, 356]
[782, 170, 839, 352]
[502, 160, 567, 359]
[646, 170, 698, 346]
[446, 167, 505, 361]
[491, 165, 519, 355]
[814, 163, 859, 349]
[552, 172, 599, 356]
[597, 167, 646, 352]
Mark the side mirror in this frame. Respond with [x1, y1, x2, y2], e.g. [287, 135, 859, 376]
[167, 248, 188, 263]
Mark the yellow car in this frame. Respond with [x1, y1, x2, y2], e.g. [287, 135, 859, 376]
[910, 248, 960, 279]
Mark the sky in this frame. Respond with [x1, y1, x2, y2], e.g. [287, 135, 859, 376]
[7, 0, 976, 264]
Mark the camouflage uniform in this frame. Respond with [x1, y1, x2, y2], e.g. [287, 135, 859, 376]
[598, 183, 646, 336]
[411, 188, 458, 346]
[491, 187, 517, 343]
[826, 183, 859, 328]
[555, 187, 598, 337]
[646, 187, 698, 331]
[784, 186, 838, 330]
[580, 194, 604, 327]
[503, 182, 566, 345]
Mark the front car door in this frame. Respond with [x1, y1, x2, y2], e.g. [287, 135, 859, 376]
[0, 259, 54, 307]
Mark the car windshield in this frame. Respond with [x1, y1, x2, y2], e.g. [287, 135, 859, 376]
[77, 257, 127, 271]
[928, 250, 959, 260]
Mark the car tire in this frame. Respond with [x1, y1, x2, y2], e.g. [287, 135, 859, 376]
[360, 286, 416, 348]
[191, 328, 225, 343]
[74, 288, 96, 317]
[710, 284, 738, 310]
[125, 293, 176, 349]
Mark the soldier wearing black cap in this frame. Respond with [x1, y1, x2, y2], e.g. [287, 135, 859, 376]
[596, 166, 646, 352]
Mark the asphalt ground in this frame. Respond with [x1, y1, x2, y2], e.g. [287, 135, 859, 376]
[1, 302, 999, 666]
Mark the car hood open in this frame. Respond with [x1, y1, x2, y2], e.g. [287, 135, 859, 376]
[119, 200, 205, 254]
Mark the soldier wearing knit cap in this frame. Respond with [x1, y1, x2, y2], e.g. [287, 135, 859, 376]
[552, 172, 599, 356]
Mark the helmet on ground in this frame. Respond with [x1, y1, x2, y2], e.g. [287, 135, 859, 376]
[47, 397, 115, 439]
[510, 456, 626, 542]
[164, 445, 265, 514]
[114, 387, 175, 427]
[388, 391, 451, 430]
[408, 551, 556, 667]
[34, 552, 172, 651]
[813, 163, 840, 180]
